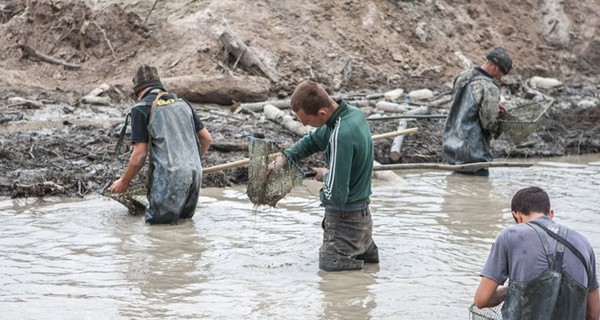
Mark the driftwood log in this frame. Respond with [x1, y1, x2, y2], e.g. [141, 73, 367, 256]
[81, 96, 111, 106]
[219, 30, 280, 83]
[7, 97, 44, 109]
[389, 106, 431, 161]
[163, 74, 270, 105]
[86, 83, 110, 97]
[375, 101, 410, 113]
[234, 100, 290, 113]
[263, 104, 313, 137]
[81, 83, 112, 105]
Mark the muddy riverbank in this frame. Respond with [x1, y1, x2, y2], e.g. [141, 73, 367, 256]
[1, 79, 599, 198]
[0, 0, 599, 198]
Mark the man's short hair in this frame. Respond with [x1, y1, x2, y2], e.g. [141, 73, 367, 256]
[511, 186, 551, 215]
[486, 47, 513, 75]
[290, 80, 334, 116]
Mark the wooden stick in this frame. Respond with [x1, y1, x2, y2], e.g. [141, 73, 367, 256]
[145, 0, 160, 24]
[371, 128, 418, 140]
[204, 158, 252, 174]
[373, 161, 533, 171]
[18, 45, 81, 69]
[91, 21, 116, 58]
[203, 128, 419, 174]
[367, 114, 447, 121]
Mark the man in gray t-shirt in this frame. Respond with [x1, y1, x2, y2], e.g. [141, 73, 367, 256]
[474, 187, 599, 319]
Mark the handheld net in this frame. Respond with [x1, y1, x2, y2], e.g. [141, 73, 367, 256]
[246, 137, 305, 207]
[499, 100, 554, 144]
[102, 186, 147, 215]
[468, 303, 502, 320]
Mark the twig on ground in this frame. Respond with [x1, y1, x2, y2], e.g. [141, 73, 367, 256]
[145, 0, 160, 24]
[18, 44, 81, 69]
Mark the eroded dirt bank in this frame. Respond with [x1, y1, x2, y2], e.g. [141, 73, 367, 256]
[0, 0, 598, 197]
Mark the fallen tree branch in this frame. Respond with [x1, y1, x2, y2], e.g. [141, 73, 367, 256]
[18, 44, 81, 69]
[145, 0, 160, 24]
[91, 21, 116, 58]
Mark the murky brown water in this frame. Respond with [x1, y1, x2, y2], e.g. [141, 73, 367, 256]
[1, 155, 599, 319]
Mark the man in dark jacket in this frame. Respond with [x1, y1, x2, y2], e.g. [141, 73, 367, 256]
[109, 65, 213, 224]
[442, 47, 512, 176]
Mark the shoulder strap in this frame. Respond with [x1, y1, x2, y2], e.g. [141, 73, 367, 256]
[528, 222, 556, 268]
[114, 112, 131, 156]
[528, 220, 590, 276]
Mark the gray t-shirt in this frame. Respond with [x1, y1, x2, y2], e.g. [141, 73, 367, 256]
[481, 216, 598, 290]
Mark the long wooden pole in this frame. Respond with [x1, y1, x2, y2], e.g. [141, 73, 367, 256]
[203, 128, 419, 174]
[373, 161, 533, 171]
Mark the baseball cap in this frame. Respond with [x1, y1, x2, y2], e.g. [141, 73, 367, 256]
[486, 47, 512, 75]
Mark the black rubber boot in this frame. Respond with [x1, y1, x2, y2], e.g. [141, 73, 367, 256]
[319, 254, 364, 271]
[356, 243, 379, 264]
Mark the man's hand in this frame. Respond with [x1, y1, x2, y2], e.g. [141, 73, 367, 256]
[499, 102, 507, 113]
[108, 178, 129, 193]
[268, 155, 287, 171]
[311, 167, 328, 182]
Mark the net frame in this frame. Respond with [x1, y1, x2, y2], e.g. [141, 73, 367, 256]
[499, 99, 554, 144]
[468, 303, 502, 320]
[103, 187, 147, 215]
[246, 137, 305, 207]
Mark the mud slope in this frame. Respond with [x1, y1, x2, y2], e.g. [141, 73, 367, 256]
[0, 0, 599, 198]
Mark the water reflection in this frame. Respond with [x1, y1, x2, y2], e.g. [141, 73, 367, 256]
[318, 265, 379, 320]
[117, 221, 208, 318]
[440, 173, 507, 240]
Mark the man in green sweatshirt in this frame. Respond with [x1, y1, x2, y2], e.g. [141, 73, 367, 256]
[271, 80, 379, 271]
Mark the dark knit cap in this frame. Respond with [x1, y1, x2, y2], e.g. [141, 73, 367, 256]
[486, 47, 513, 75]
[132, 65, 163, 96]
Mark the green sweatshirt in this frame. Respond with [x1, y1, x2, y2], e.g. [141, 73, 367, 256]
[284, 100, 373, 207]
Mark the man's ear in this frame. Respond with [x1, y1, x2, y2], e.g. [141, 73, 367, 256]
[512, 211, 524, 224]
[548, 209, 555, 219]
[317, 107, 329, 120]
[512, 211, 519, 223]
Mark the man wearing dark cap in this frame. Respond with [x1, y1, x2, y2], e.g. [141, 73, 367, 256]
[109, 65, 213, 224]
[442, 47, 512, 176]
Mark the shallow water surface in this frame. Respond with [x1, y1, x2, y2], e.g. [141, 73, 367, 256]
[1, 155, 599, 319]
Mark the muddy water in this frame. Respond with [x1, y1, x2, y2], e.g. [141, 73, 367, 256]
[1, 155, 599, 320]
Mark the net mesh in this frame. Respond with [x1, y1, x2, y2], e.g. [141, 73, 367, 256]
[499, 100, 553, 144]
[468, 304, 503, 320]
[246, 137, 304, 207]
[103, 187, 147, 215]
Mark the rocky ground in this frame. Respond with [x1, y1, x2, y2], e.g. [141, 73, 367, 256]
[0, 0, 598, 198]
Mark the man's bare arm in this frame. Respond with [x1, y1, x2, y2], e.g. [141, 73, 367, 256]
[474, 277, 507, 309]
